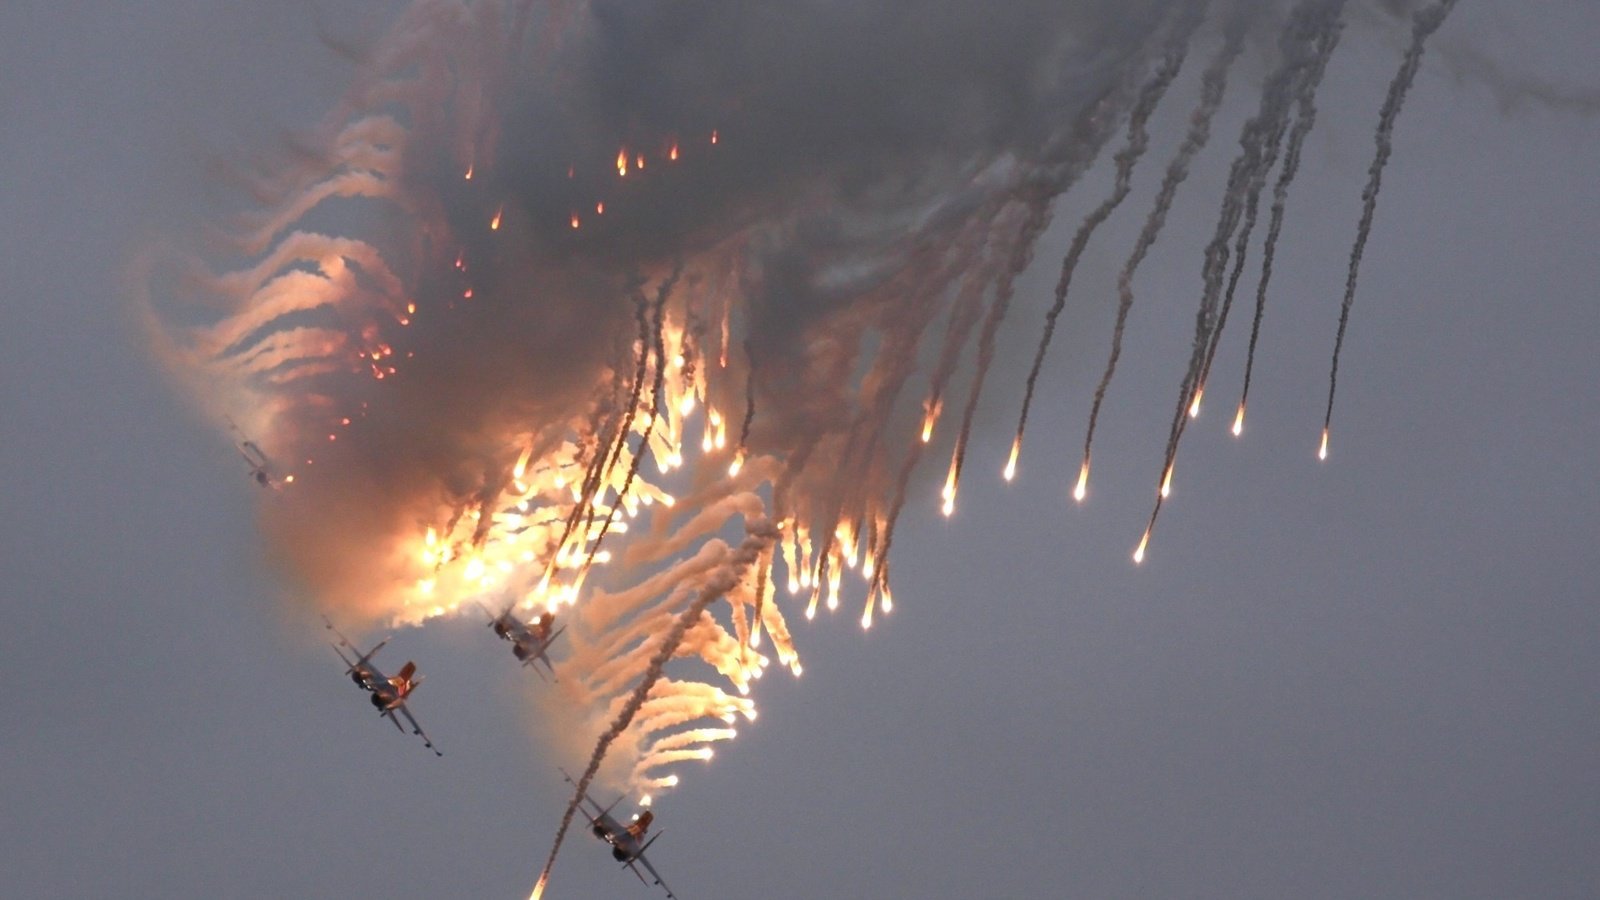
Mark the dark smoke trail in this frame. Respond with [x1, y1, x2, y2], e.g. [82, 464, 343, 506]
[735, 339, 756, 460]
[1200, 13, 1345, 407]
[581, 265, 683, 576]
[1238, 19, 1340, 430]
[538, 289, 650, 589]
[535, 518, 780, 897]
[1324, 0, 1459, 449]
[1078, 12, 1247, 489]
[1008, 4, 1203, 468]
[1141, 0, 1347, 555]
[951, 6, 1197, 496]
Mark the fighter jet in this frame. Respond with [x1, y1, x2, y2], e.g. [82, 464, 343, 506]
[560, 768, 676, 898]
[226, 416, 291, 489]
[481, 603, 564, 679]
[324, 617, 441, 756]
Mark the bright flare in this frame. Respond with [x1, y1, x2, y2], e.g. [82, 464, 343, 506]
[1318, 427, 1329, 461]
[1073, 459, 1089, 503]
[1133, 528, 1150, 564]
[940, 454, 958, 518]
[616, 148, 628, 176]
[1003, 436, 1020, 482]
[490, 205, 503, 230]
[1159, 463, 1173, 499]
[1232, 403, 1245, 437]
[1188, 385, 1204, 419]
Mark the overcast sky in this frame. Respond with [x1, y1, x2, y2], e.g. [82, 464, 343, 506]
[3, 2, 1598, 898]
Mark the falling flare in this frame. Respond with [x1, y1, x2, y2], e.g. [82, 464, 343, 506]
[490, 205, 503, 230]
[1188, 385, 1204, 418]
[1232, 403, 1245, 437]
[616, 148, 628, 177]
[1003, 436, 1020, 482]
[1133, 528, 1150, 564]
[569, 213, 580, 230]
[463, 163, 473, 180]
[940, 453, 959, 518]
[1318, 427, 1329, 461]
[669, 143, 679, 161]
[1159, 462, 1174, 499]
[710, 129, 719, 145]
[1073, 459, 1089, 503]
[596, 201, 604, 215]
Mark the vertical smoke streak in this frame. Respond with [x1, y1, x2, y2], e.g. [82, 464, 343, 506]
[949, 6, 1194, 503]
[1078, 10, 1247, 491]
[1141, 0, 1347, 556]
[1007, 3, 1204, 470]
[1237, 13, 1343, 432]
[581, 265, 684, 576]
[1324, 0, 1459, 451]
[1198, 10, 1345, 408]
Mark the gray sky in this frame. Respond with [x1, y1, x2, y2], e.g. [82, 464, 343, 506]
[3, 2, 1598, 898]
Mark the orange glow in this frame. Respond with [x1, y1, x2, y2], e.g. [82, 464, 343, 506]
[710, 130, 719, 144]
[463, 163, 473, 180]
[617, 149, 628, 177]
[406, 302, 416, 315]
[529, 873, 548, 900]
[1318, 427, 1329, 461]
[1188, 385, 1204, 419]
[636, 153, 645, 170]
[570, 213, 580, 229]
[669, 143, 679, 161]
[596, 201, 605, 215]
[920, 398, 941, 443]
[490, 205, 503, 230]
[1232, 403, 1245, 437]
[463, 288, 473, 299]
[1160, 462, 1173, 499]
[1074, 459, 1089, 503]
[283, 474, 295, 484]
[1133, 528, 1150, 564]
[1003, 435, 1020, 482]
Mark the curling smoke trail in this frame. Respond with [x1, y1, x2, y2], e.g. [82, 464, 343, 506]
[1324, 0, 1460, 456]
[1078, 10, 1248, 498]
[1236, 14, 1343, 435]
[1197, 8, 1345, 414]
[1139, 0, 1347, 558]
[1007, 3, 1204, 480]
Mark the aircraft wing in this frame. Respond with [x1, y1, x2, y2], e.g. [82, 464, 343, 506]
[629, 851, 676, 900]
[559, 768, 614, 823]
[396, 702, 442, 756]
